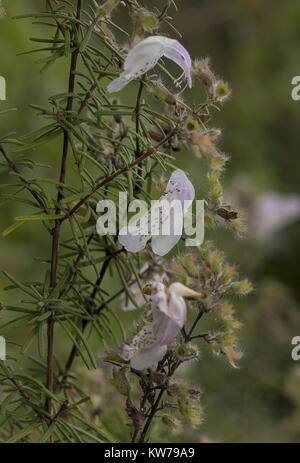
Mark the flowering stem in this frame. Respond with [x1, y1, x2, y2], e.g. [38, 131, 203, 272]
[60, 127, 177, 223]
[59, 253, 115, 386]
[59, 258, 157, 389]
[134, 306, 207, 443]
[135, 80, 144, 159]
[134, 80, 144, 194]
[45, 0, 82, 420]
[138, 389, 165, 443]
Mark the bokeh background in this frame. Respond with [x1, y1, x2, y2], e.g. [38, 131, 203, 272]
[1, 0, 300, 442]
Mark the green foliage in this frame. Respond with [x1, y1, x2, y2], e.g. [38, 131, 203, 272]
[0, 0, 252, 444]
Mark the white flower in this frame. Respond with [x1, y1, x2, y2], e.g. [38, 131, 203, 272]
[121, 270, 169, 312]
[120, 282, 203, 370]
[107, 35, 192, 93]
[118, 169, 195, 256]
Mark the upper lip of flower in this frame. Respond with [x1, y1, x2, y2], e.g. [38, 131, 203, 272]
[119, 281, 203, 370]
[107, 35, 192, 93]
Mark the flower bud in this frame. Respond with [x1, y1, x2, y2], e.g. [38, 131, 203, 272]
[150, 82, 177, 105]
[222, 346, 243, 368]
[224, 317, 242, 330]
[110, 367, 130, 396]
[207, 171, 223, 205]
[167, 383, 189, 398]
[178, 398, 204, 427]
[199, 240, 213, 260]
[162, 414, 182, 429]
[219, 331, 236, 347]
[207, 128, 222, 140]
[182, 254, 199, 278]
[193, 58, 215, 87]
[176, 343, 199, 361]
[142, 284, 152, 295]
[208, 250, 225, 274]
[204, 212, 216, 227]
[139, 10, 159, 31]
[186, 119, 200, 132]
[209, 152, 228, 170]
[213, 302, 234, 318]
[191, 131, 215, 158]
[230, 279, 253, 296]
[218, 265, 238, 285]
[228, 218, 247, 237]
[211, 80, 231, 102]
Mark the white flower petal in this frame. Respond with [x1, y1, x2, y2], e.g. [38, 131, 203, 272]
[107, 74, 131, 93]
[118, 209, 150, 252]
[118, 170, 194, 256]
[151, 234, 182, 256]
[151, 282, 168, 317]
[163, 38, 192, 88]
[153, 314, 182, 347]
[164, 169, 195, 207]
[118, 225, 150, 253]
[150, 169, 195, 256]
[130, 345, 167, 370]
[107, 36, 192, 93]
[107, 36, 164, 93]
[168, 282, 203, 299]
[124, 36, 164, 73]
[167, 282, 202, 327]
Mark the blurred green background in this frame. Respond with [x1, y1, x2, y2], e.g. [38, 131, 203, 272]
[1, 0, 300, 443]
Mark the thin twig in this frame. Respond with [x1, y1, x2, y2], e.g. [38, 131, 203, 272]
[0, 144, 51, 233]
[60, 127, 177, 223]
[134, 79, 145, 195]
[136, 304, 207, 443]
[58, 260, 156, 388]
[45, 0, 82, 421]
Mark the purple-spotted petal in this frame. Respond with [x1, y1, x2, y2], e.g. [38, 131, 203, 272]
[107, 35, 193, 93]
[150, 169, 195, 256]
[120, 281, 202, 370]
[164, 169, 195, 207]
[118, 169, 195, 256]
[107, 36, 164, 93]
[124, 36, 165, 73]
[130, 345, 167, 370]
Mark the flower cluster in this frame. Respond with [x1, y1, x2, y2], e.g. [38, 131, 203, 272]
[120, 282, 203, 370]
[99, 20, 252, 441]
